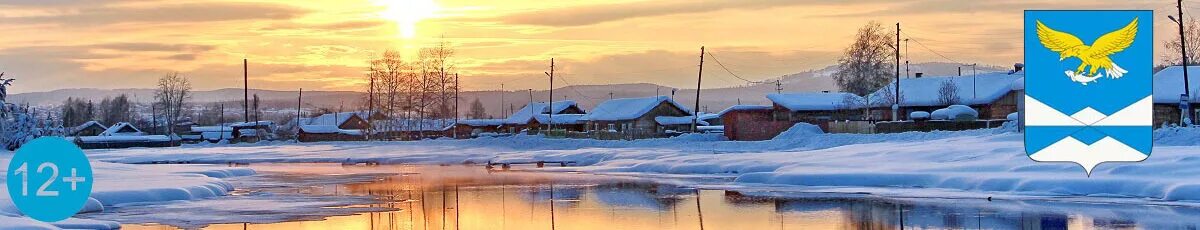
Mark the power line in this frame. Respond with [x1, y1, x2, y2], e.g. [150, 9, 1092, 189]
[704, 52, 758, 84]
[902, 32, 963, 64]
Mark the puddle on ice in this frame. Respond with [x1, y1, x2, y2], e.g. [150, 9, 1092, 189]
[106, 163, 1200, 229]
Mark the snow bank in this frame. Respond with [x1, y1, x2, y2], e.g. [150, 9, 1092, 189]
[772, 123, 823, 140]
[930, 108, 950, 120]
[946, 105, 978, 121]
[0, 156, 254, 229]
[910, 111, 930, 120]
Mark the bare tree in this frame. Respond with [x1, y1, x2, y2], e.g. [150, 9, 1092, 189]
[938, 79, 961, 106]
[155, 72, 191, 135]
[97, 94, 131, 126]
[468, 98, 487, 119]
[833, 21, 895, 96]
[1164, 16, 1200, 67]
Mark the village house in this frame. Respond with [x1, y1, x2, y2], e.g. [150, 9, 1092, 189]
[183, 125, 231, 143]
[296, 112, 372, 142]
[867, 68, 1024, 121]
[448, 119, 505, 138]
[1152, 66, 1200, 126]
[74, 122, 177, 149]
[231, 121, 275, 143]
[719, 92, 864, 141]
[67, 121, 107, 137]
[502, 100, 587, 134]
[580, 96, 693, 139]
[375, 119, 454, 140]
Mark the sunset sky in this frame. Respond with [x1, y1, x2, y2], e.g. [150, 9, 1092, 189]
[0, 0, 1184, 94]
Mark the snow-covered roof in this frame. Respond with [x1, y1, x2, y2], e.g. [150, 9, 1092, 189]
[231, 121, 274, 128]
[767, 92, 865, 111]
[190, 126, 230, 133]
[69, 121, 107, 135]
[504, 100, 580, 125]
[200, 131, 233, 140]
[716, 105, 773, 117]
[654, 116, 709, 126]
[581, 96, 692, 121]
[533, 114, 585, 125]
[101, 122, 144, 136]
[375, 119, 454, 132]
[697, 113, 719, 121]
[456, 119, 506, 127]
[867, 71, 1023, 107]
[78, 135, 170, 143]
[306, 112, 362, 126]
[299, 125, 364, 135]
[1153, 66, 1200, 103]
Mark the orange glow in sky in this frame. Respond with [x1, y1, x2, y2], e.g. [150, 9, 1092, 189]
[0, 0, 1183, 94]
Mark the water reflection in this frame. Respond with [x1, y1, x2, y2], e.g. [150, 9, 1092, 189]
[122, 164, 1200, 229]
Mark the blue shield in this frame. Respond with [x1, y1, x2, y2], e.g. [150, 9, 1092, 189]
[1023, 10, 1153, 175]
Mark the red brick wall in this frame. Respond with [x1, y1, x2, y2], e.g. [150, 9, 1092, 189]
[723, 109, 794, 141]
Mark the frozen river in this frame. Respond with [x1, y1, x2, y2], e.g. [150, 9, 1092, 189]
[79, 163, 1200, 230]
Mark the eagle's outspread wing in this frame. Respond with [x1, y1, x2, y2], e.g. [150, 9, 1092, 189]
[1036, 20, 1085, 53]
[1087, 17, 1138, 58]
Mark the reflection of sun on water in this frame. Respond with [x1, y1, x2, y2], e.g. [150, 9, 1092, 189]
[373, 0, 441, 39]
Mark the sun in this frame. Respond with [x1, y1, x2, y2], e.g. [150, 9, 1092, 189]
[372, 0, 441, 39]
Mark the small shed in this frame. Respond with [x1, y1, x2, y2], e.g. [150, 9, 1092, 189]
[718, 105, 787, 141]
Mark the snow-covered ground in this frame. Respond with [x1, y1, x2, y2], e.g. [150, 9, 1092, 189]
[80, 124, 1200, 204]
[9, 123, 1200, 228]
[0, 156, 254, 229]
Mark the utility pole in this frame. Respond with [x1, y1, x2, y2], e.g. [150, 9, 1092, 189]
[367, 73, 374, 141]
[151, 103, 157, 135]
[218, 103, 225, 143]
[500, 83, 506, 118]
[691, 46, 704, 133]
[1174, 0, 1193, 125]
[904, 38, 911, 78]
[297, 88, 302, 142]
[454, 73, 459, 139]
[243, 59, 249, 123]
[545, 58, 554, 131]
[609, 92, 613, 100]
[775, 80, 783, 94]
[894, 23, 901, 121]
[528, 89, 533, 111]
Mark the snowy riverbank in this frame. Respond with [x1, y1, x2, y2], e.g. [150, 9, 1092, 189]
[77, 125, 1200, 204]
[0, 156, 254, 229]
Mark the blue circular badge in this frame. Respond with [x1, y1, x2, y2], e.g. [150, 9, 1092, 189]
[6, 137, 93, 222]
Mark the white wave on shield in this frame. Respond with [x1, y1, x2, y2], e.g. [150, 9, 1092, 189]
[1025, 95, 1152, 175]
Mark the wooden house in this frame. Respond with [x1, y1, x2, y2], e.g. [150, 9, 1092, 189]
[448, 119, 505, 138]
[1153, 66, 1200, 127]
[866, 69, 1024, 121]
[580, 96, 693, 139]
[67, 121, 107, 137]
[502, 100, 587, 134]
